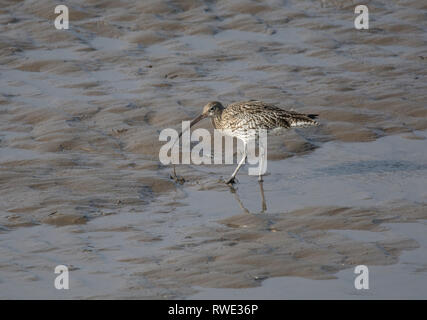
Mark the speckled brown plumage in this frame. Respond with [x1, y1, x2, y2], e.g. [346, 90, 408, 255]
[206, 100, 318, 141]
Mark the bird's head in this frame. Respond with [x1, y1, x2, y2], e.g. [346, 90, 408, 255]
[202, 101, 224, 118]
[188, 101, 224, 128]
[177, 101, 224, 141]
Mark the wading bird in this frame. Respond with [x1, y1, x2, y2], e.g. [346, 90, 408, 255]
[174, 100, 318, 184]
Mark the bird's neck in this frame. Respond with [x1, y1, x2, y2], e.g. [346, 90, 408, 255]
[211, 110, 223, 129]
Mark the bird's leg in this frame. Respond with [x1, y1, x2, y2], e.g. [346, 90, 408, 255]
[225, 142, 247, 184]
[258, 180, 267, 213]
[226, 154, 246, 184]
[170, 164, 185, 184]
[258, 143, 265, 182]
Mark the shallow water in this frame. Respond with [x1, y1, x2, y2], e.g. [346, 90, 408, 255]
[192, 221, 427, 299]
[1, 132, 426, 299]
[0, 0, 426, 299]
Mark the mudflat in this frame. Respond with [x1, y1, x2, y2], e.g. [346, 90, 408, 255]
[0, 0, 426, 298]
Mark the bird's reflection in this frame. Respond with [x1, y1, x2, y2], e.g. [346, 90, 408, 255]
[228, 180, 267, 214]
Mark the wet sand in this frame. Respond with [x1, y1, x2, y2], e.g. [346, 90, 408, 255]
[192, 221, 427, 299]
[0, 0, 427, 299]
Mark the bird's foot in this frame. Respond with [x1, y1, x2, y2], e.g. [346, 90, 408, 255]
[225, 177, 238, 185]
[170, 173, 185, 185]
[171, 165, 185, 185]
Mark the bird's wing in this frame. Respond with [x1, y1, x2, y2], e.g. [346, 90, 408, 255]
[222, 101, 286, 130]
[224, 100, 318, 130]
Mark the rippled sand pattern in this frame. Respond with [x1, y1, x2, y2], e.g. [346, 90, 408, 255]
[0, 0, 426, 298]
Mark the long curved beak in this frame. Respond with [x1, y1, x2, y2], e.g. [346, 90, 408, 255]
[178, 113, 206, 139]
[171, 113, 207, 182]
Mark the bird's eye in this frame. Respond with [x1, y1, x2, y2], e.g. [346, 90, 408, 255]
[210, 107, 215, 111]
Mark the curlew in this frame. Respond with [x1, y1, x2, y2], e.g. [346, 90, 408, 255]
[176, 100, 318, 184]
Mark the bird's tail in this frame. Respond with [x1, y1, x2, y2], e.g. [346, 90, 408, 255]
[288, 113, 319, 128]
